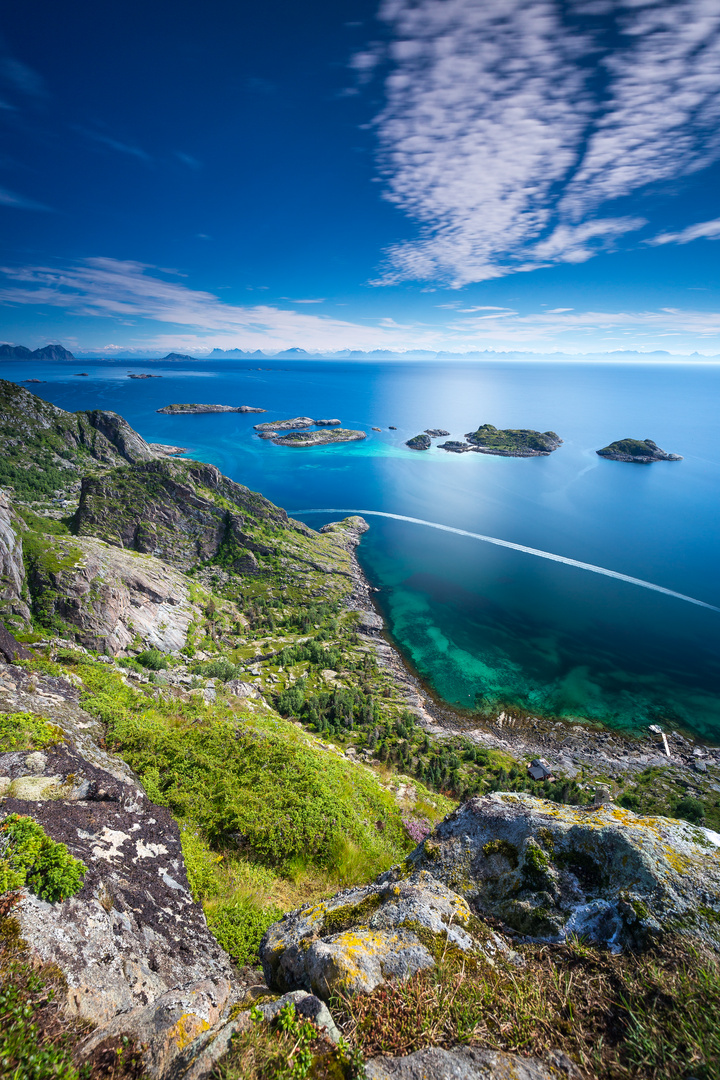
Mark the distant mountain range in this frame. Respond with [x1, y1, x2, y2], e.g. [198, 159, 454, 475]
[2, 342, 717, 363]
[0, 343, 76, 361]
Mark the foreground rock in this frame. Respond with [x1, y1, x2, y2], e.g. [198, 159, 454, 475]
[260, 869, 510, 999]
[366, 1046, 578, 1079]
[0, 671, 240, 1080]
[157, 403, 266, 414]
[254, 416, 340, 431]
[596, 438, 682, 462]
[407, 793, 720, 950]
[464, 425, 562, 456]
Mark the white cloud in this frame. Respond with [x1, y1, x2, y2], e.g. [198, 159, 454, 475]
[366, 0, 720, 286]
[647, 217, 720, 245]
[2, 257, 720, 354]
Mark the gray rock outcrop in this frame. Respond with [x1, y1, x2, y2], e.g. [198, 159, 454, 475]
[25, 533, 201, 654]
[405, 793, 720, 950]
[2, 732, 235, 1030]
[260, 869, 509, 999]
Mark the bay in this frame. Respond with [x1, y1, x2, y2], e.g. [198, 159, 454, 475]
[5, 357, 719, 742]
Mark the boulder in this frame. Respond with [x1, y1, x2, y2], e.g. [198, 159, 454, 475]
[366, 1046, 578, 1079]
[405, 793, 720, 950]
[260, 869, 510, 999]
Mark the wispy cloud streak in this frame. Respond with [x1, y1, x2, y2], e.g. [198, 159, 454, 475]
[1, 257, 720, 352]
[365, 0, 720, 286]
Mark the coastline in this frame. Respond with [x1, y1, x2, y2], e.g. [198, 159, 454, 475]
[340, 515, 720, 790]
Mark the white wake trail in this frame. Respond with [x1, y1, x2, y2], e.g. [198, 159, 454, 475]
[294, 509, 720, 614]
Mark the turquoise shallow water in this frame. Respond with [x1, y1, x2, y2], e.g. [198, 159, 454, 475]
[4, 357, 720, 741]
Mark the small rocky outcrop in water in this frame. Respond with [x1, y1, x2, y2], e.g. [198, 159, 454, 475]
[464, 425, 562, 456]
[406, 433, 431, 450]
[424, 428, 450, 437]
[406, 793, 720, 949]
[157, 403, 266, 414]
[271, 428, 366, 447]
[253, 416, 341, 431]
[596, 438, 682, 462]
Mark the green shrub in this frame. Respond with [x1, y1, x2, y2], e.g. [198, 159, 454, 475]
[206, 897, 282, 967]
[0, 713, 64, 753]
[79, 663, 411, 876]
[134, 648, 168, 671]
[0, 815, 86, 901]
[675, 797, 705, 824]
[0, 978, 80, 1080]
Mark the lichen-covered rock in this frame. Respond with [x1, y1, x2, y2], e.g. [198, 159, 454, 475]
[80, 977, 236, 1078]
[2, 732, 234, 1027]
[365, 1046, 579, 1079]
[405, 793, 720, 950]
[260, 870, 509, 999]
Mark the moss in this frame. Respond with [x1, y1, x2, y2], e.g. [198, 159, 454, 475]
[482, 838, 519, 867]
[323, 893, 383, 935]
[630, 899, 650, 920]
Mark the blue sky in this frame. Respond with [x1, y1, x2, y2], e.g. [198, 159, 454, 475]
[2, 0, 720, 356]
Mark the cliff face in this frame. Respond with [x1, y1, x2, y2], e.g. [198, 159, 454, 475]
[0, 489, 31, 629]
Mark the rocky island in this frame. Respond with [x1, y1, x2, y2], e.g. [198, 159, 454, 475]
[464, 424, 563, 456]
[0, 377, 718, 1080]
[254, 416, 341, 431]
[270, 428, 366, 447]
[597, 438, 683, 463]
[425, 428, 450, 437]
[157, 403, 267, 414]
[406, 433, 432, 450]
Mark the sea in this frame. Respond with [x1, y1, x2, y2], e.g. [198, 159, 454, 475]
[4, 357, 720, 743]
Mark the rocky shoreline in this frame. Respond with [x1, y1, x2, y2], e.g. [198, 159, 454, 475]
[341, 518, 720, 795]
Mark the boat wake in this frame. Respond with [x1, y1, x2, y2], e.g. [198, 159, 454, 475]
[293, 509, 720, 613]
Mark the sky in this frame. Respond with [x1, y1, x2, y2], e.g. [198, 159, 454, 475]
[1, 0, 720, 357]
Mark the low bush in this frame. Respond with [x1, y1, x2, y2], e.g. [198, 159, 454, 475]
[0, 815, 86, 901]
[0, 712, 64, 753]
[134, 648, 168, 671]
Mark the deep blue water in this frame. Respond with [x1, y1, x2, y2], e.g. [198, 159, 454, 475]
[5, 357, 720, 742]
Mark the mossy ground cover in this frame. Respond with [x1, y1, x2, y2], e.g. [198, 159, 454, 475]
[617, 765, 720, 831]
[0, 711, 64, 752]
[335, 935, 720, 1080]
